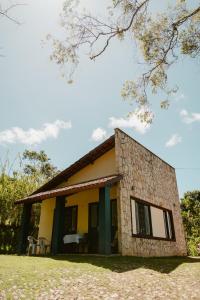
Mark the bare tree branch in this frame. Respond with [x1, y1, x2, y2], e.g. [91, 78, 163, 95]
[90, 0, 149, 59]
[173, 6, 200, 28]
[0, 3, 25, 25]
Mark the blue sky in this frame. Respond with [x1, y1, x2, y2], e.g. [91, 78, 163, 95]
[1, 0, 200, 197]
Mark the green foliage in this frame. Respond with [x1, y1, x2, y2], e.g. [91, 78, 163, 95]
[22, 150, 58, 183]
[187, 237, 200, 256]
[0, 149, 58, 253]
[181, 190, 200, 256]
[0, 224, 20, 254]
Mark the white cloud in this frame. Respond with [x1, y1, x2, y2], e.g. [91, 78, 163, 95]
[0, 120, 72, 145]
[108, 114, 150, 134]
[91, 127, 107, 142]
[165, 134, 182, 147]
[180, 109, 200, 124]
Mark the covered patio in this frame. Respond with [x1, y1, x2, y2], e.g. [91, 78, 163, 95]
[16, 174, 122, 256]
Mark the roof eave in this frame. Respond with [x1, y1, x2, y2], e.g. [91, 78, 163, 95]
[15, 174, 122, 205]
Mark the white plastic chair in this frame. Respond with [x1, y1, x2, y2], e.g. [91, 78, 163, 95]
[27, 236, 37, 255]
[37, 237, 50, 255]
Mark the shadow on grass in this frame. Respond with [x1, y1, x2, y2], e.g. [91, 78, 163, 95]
[50, 254, 200, 274]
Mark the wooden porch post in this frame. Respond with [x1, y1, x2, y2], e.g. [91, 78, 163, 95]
[51, 196, 65, 255]
[98, 186, 111, 255]
[17, 203, 32, 255]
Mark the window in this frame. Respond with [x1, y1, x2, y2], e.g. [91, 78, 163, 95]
[163, 210, 175, 240]
[90, 203, 98, 229]
[131, 197, 175, 241]
[64, 206, 78, 234]
[131, 199, 152, 237]
[151, 206, 166, 238]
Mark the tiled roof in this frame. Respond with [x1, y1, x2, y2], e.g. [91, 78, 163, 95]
[15, 174, 122, 204]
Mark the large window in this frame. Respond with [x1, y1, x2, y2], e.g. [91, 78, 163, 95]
[64, 206, 78, 234]
[131, 198, 175, 241]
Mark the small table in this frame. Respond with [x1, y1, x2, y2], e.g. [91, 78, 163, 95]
[63, 233, 85, 253]
[63, 233, 84, 244]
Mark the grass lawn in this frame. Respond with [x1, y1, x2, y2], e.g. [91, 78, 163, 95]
[0, 255, 200, 299]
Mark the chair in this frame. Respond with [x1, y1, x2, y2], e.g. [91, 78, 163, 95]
[37, 237, 50, 255]
[27, 236, 37, 255]
[78, 233, 88, 253]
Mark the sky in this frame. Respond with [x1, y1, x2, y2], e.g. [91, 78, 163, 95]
[1, 0, 200, 197]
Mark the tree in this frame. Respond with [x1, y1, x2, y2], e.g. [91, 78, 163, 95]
[22, 150, 58, 185]
[0, 149, 57, 225]
[181, 190, 200, 256]
[0, 150, 58, 252]
[48, 0, 200, 122]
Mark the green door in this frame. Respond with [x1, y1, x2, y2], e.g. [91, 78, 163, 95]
[88, 200, 118, 253]
[88, 202, 99, 253]
[111, 199, 118, 253]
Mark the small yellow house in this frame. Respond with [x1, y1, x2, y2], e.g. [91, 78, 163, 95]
[16, 129, 187, 256]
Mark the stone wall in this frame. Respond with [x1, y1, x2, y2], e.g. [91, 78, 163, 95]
[115, 129, 187, 256]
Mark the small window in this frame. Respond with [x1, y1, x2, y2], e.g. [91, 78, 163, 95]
[90, 204, 98, 228]
[163, 210, 175, 240]
[64, 206, 78, 234]
[136, 201, 152, 236]
[131, 199, 152, 237]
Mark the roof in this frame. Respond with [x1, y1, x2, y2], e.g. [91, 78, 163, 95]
[15, 128, 174, 205]
[32, 134, 115, 195]
[15, 174, 122, 205]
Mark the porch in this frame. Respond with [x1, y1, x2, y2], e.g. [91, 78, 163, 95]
[16, 175, 122, 255]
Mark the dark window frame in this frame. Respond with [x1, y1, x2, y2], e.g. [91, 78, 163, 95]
[130, 197, 176, 242]
[64, 205, 78, 235]
[163, 210, 175, 240]
[134, 200, 152, 237]
[88, 202, 99, 230]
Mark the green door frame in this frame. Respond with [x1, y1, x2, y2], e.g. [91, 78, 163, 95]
[17, 203, 32, 255]
[51, 196, 66, 255]
[88, 202, 99, 253]
[98, 186, 111, 255]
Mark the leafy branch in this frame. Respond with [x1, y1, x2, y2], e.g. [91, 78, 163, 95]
[48, 0, 200, 122]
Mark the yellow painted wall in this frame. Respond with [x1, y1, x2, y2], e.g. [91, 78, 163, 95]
[66, 189, 98, 234]
[38, 186, 117, 243]
[38, 147, 117, 245]
[38, 198, 55, 242]
[66, 186, 117, 234]
[59, 148, 116, 187]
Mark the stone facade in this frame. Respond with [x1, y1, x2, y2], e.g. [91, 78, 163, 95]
[115, 128, 187, 256]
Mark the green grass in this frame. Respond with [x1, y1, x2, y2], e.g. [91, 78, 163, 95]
[0, 255, 200, 299]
